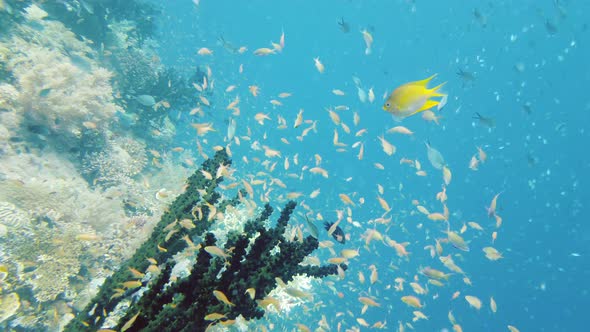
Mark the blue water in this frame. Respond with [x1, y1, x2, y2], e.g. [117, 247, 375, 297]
[0, 0, 588, 330]
[147, 1, 590, 331]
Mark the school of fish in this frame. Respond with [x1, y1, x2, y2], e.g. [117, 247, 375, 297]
[119, 19, 518, 332]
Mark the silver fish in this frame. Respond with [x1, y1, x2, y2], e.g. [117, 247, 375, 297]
[135, 95, 156, 107]
[305, 216, 319, 239]
[425, 141, 445, 170]
[226, 118, 236, 142]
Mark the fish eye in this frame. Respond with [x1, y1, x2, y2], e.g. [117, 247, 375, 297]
[386, 103, 390, 107]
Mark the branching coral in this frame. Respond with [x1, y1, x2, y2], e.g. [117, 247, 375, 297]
[65, 150, 238, 331]
[109, 200, 342, 332]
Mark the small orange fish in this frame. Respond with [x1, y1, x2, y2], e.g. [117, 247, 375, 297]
[122, 280, 142, 289]
[387, 126, 413, 135]
[82, 121, 97, 129]
[253, 48, 275, 56]
[197, 47, 213, 56]
[249, 85, 260, 97]
[279, 30, 285, 49]
[213, 290, 235, 306]
[358, 296, 380, 307]
[487, 192, 502, 217]
[378, 135, 396, 156]
[464, 295, 482, 310]
[314, 57, 325, 73]
[401, 295, 423, 308]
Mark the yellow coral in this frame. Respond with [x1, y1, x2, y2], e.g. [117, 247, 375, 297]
[0, 292, 20, 324]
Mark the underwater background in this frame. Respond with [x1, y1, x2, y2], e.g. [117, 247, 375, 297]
[0, 0, 588, 331]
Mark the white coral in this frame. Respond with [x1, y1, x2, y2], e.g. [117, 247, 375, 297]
[0, 83, 18, 110]
[22, 4, 48, 21]
[266, 275, 318, 315]
[0, 20, 116, 148]
[0, 201, 31, 230]
[209, 203, 260, 246]
[83, 135, 148, 186]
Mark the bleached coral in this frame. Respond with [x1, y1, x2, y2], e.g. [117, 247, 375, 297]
[0, 201, 31, 230]
[0, 292, 20, 324]
[13, 44, 115, 143]
[82, 134, 193, 217]
[265, 275, 318, 315]
[0, 19, 116, 149]
[2, 206, 91, 303]
[22, 4, 48, 21]
[0, 150, 126, 232]
[29, 254, 80, 303]
[0, 83, 18, 111]
[107, 19, 161, 94]
[0, 84, 21, 147]
[83, 135, 148, 186]
[208, 203, 260, 246]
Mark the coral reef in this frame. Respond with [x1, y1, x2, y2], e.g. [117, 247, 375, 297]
[64, 150, 343, 332]
[82, 135, 148, 187]
[0, 83, 18, 112]
[0, 150, 126, 232]
[0, 16, 117, 151]
[0, 292, 20, 324]
[208, 202, 260, 246]
[0, 142, 162, 330]
[0, 3, 216, 330]
[64, 150, 237, 331]
[112, 200, 341, 332]
[109, 39, 160, 95]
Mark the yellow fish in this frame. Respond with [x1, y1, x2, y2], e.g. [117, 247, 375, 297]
[213, 290, 235, 306]
[383, 74, 446, 119]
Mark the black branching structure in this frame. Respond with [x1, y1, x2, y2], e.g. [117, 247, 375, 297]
[65, 150, 343, 332]
[115, 200, 342, 332]
[65, 150, 235, 331]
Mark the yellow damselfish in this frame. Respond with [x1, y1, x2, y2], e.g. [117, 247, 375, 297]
[383, 74, 446, 119]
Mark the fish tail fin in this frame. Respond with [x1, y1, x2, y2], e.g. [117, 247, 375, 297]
[410, 100, 439, 115]
[412, 74, 437, 86]
[429, 82, 447, 97]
